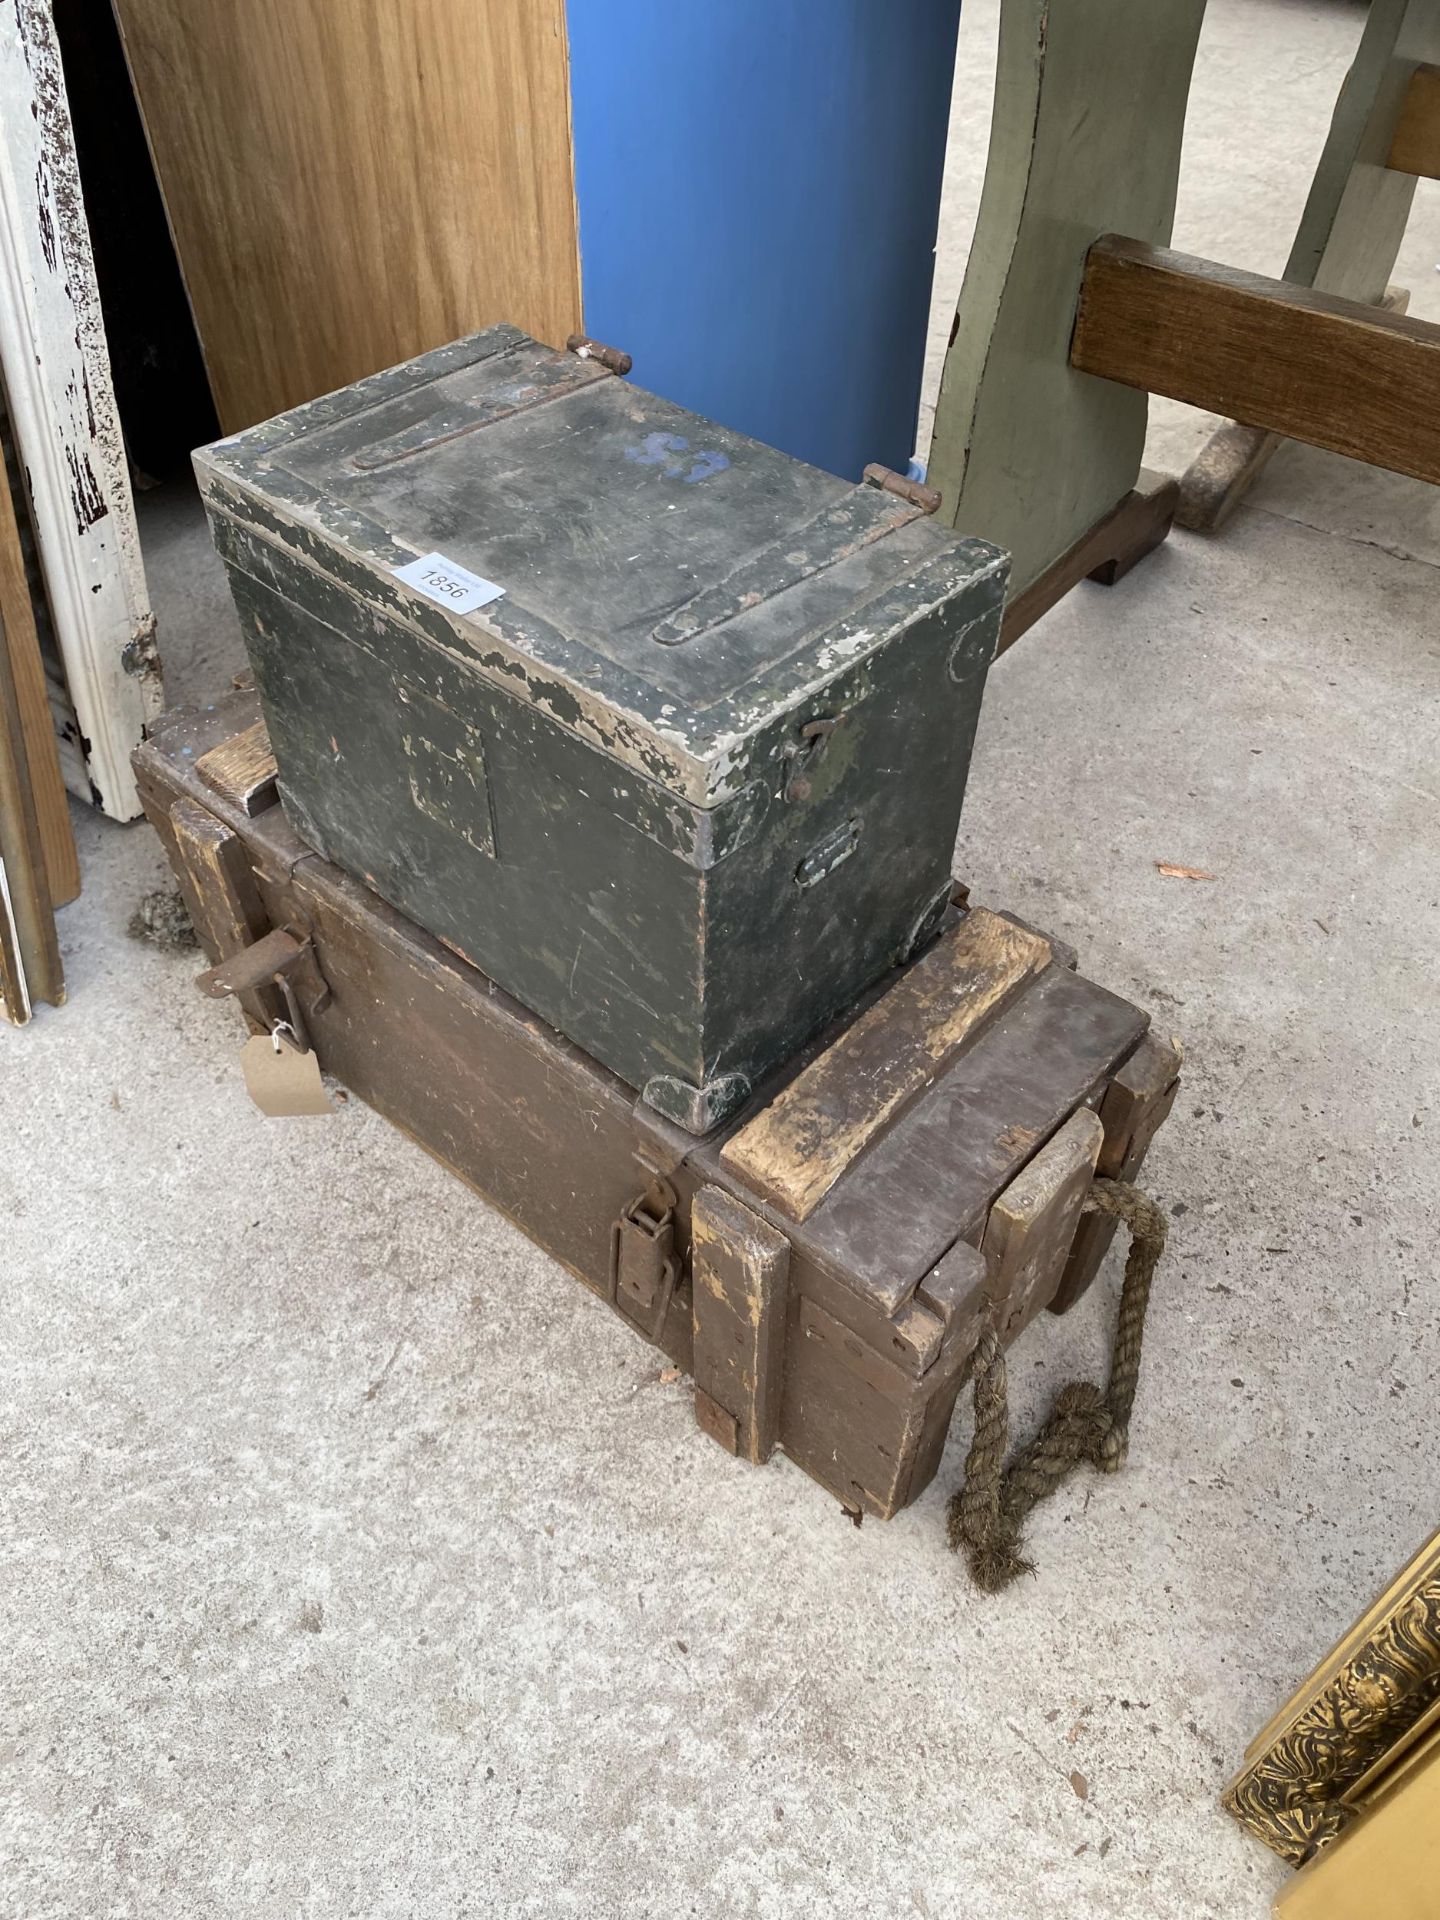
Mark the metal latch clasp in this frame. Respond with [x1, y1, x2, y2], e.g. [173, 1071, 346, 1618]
[610, 1173, 680, 1342]
[196, 926, 331, 1052]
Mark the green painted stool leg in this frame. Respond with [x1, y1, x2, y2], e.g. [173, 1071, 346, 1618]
[928, 0, 1205, 601]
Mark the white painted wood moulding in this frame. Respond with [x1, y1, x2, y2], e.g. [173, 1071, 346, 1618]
[0, 0, 158, 821]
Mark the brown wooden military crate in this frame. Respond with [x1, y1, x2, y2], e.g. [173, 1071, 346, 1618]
[134, 692, 1179, 1520]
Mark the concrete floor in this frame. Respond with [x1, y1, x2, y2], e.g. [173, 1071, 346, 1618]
[7, 2, 1439, 1913]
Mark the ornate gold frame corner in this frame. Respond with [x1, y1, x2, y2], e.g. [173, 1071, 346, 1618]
[1223, 1527, 1440, 1867]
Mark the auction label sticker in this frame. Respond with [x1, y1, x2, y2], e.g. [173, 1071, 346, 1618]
[393, 551, 505, 615]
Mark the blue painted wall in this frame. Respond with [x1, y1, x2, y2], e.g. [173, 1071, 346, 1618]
[565, 0, 961, 481]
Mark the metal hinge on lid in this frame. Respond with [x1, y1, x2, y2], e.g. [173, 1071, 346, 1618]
[566, 333, 633, 376]
[862, 463, 943, 515]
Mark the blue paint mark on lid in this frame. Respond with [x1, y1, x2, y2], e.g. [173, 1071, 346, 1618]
[625, 430, 690, 469]
[683, 450, 729, 484]
[625, 431, 730, 483]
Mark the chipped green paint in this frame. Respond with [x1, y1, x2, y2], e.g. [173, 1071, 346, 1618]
[198, 327, 1006, 1128]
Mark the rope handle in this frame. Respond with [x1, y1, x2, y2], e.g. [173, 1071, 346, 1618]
[947, 1177, 1168, 1593]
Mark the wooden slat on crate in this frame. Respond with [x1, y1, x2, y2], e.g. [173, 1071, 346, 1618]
[1072, 237, 1440, 487]
[721, 909, 1051, 1224]
[998, 472, 1177, 654]
[788, 962, 1148, 1317]
[691, 1188, 790, 1464]
[169, 799, 267, 959]
[195, 718, 278, 817]
[1050, 1031, 1181, 1315]
[168, 797, 274, 1029]
[982, 1109, 1102, 1341]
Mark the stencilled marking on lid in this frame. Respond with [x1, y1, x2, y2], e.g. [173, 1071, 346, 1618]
[393, 551, 505, 615]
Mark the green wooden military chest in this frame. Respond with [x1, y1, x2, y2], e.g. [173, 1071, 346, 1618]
[196, 326, 1006, 1130]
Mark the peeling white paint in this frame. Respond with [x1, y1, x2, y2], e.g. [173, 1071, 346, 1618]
[0, 1, 154, 818]
[201, 402, 1005, 813]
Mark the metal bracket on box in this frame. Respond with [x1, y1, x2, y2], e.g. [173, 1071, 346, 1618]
[196, 925, 331, 1052]
[609, 1169, 680, 1341]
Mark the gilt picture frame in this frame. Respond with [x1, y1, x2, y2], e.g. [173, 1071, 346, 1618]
[1224, 1527, 1440, 1866]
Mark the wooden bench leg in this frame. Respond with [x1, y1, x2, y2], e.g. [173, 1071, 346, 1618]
[928, 0, 1203, 602]
[997, 471, 1178, 655]
[1176, 0, 1439, 531]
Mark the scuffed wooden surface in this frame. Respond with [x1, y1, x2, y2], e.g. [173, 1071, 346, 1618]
[690, 1188, 790, 1466]
[764, 961, 1148, 1318]
[134, 689, 1166, 1524]
[981, 1107, 1103, 1342]
[195, 719, 278, 818]
[1051, 1031, 1182, 1315]
[1071, 239, 1440, 489]
[721, 908, 1051, 1223]
[166, 796, 272, 1031]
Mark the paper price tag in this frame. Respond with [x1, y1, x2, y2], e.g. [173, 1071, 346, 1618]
[393, 551, 505, 616]
[241, 1029, 333, 1116]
